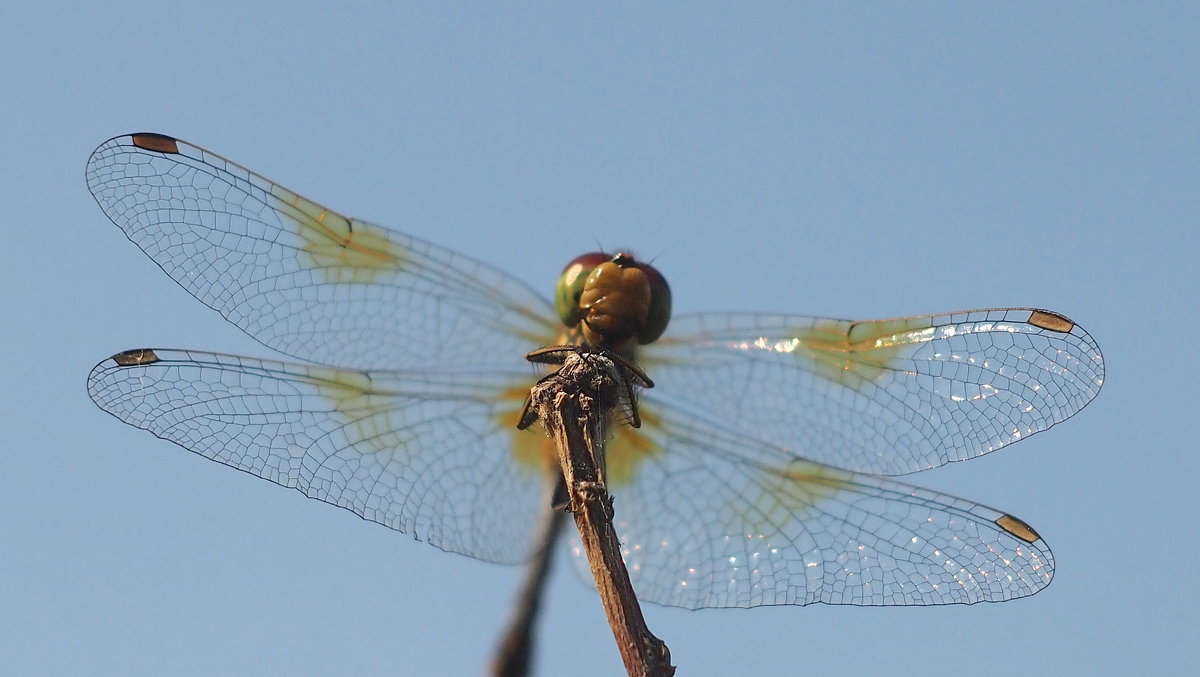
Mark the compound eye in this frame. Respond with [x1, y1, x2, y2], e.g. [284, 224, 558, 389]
[555, 252, 610, 327]
[636, 261, 671, 345]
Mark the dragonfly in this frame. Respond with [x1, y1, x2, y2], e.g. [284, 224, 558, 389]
[86, 133, 1104, 611]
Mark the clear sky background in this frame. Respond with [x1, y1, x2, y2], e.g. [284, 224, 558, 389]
[2, 3, 1196, 676]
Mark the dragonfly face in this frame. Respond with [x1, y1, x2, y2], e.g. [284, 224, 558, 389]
[87, 133, 1104, 609]
[554, 251, 672, 351]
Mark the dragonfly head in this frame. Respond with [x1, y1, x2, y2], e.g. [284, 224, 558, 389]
[554, 251, 672, 350]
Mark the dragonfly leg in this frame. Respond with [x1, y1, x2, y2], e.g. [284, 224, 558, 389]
[522, 345, 653, 428]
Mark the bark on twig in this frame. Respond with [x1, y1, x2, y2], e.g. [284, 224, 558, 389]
[525, 351, 675, 677]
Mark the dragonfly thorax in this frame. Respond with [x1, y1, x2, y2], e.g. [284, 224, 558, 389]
[554, 252, 672, 350]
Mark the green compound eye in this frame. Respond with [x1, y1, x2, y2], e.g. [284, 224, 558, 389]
[635, 259, 671, 345]
[554, 252, 610, 328]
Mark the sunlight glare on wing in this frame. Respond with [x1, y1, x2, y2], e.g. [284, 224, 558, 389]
[640, 308, 1103, 476]
[576, 401, 1056, 609]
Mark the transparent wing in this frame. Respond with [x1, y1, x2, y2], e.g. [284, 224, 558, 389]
[87, 348, 546, 564]
[85, 134, 559, 371]
[640, 308, 1104, 476]
[589, 402, 1053, 609]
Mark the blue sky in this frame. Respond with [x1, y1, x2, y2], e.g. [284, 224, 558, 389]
[2, 3, 1196, 675]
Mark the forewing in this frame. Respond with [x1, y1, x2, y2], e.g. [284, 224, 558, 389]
[85, 134, 559, 371]
[640, 308, 1103, 475]
[87, 349, 545, 564]
[589, 403, 1053, 609]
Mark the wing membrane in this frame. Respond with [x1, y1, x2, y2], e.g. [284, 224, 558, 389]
[85, 135, 558, 372]
[87, 348, 544, 564]
[593, 403, 1054, 608]
[85, 134, 1099, 608]
[641, 308, 1103, 475]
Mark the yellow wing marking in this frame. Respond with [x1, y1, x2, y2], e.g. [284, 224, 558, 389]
[742, 462, 854, 533]
[606, 406, 663, 486]
[788, 317, 935, 388]
[270, 184, 407, 283]
[299, 369, 408, 452]
[498, 383, 663, 485]
[497, 384, 556, 474]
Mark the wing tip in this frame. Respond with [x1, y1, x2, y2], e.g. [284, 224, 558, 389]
[131, 133, 180, 154]
[1028, 310, 1075, 333]
[112, 348, 162, 366]
[995, 514, 1041, 543]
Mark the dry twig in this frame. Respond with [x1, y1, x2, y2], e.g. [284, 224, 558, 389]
[521, 350, 675, 677]
[490, 485, 567, 677]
